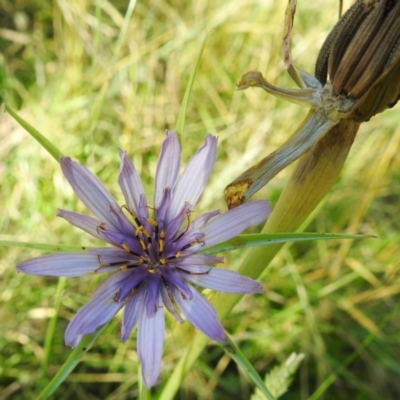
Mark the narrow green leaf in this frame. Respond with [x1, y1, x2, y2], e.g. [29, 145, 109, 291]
[114, 0, 137, 60]
[175, 29, 214, 142]
[0, 240, 95, 252]
[221, 335, 277, 400]
[206, 232, 373, 254]
[5, 105, 63, 162]
[36, 324, 109, 400]
[139, 383, 152, 400]
[40, 278, 67, 380]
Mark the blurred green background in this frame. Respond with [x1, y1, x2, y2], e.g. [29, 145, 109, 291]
[1, 0, 400, 399]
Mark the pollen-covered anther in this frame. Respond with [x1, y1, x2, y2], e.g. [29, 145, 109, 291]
[135, 225, 150, 238]
[121, 243, 131, 253]
[159, 238, 164, 253]
[147, 218, 158, 227]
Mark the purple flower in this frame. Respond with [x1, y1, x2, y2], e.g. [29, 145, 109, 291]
[17, 131, 270, 387]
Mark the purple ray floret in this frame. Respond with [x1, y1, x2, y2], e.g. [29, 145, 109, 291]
[17, 130, 271, 388]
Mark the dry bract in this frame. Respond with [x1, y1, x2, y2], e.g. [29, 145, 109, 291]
[225, 0, 400, 209]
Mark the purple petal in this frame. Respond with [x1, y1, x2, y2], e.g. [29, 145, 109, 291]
[114, 267, 148, 302]
[91, 269, 132, 297]
[155, 188, 171, 230]
[57, 209, 110, 243]
[121, 285, 146, 342]
[97, 228, 144, 256]
[154, 131, 181, 208]
[118, 149, 145, 217]
[194, 200, 270, 250]
[65, 276, 125, 347]
[159, 283, 183, 323]
[185, 210, 220, 233]
[87, 247, 139, 262]
[17, 252, 116, 277]
[162, 266, 193, 300]
[60, 157, 130, 234]
[176, 264, 211, 274]
[137, 194, 150, 228]
[138, 293, 165, 388]
[181, 267, 263, 294]
[163, 201, 192, 244]
[167, 135, 217, 222]
[171, 284, 226, 342]
[145, 272, 161, 318]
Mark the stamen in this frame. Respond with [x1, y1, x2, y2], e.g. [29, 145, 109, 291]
[96, 223, 106, 234]
[157, 230, 165, 255]
[95, 254, 127, 272]
[173, 210, 192, 242]
[135, 225, 151, 238]
[176, 266, 211, 275]
[139, 239, 147, 251]
[180, 239, 204, 251]
[121, 205, 144, 229]
[121, 242, 131, 253]
[121, 242, 142, 257]
[161, 276, 175, 302]
[147, 218, 158, 227]
[113, 290, 120, 302]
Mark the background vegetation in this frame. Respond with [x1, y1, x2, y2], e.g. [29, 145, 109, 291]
[1, 0, 400, 398]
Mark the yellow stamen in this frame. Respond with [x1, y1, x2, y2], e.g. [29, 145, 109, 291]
[121, 243, 131, 253]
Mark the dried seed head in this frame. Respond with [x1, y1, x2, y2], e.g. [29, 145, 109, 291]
[315, 0, 400, 121]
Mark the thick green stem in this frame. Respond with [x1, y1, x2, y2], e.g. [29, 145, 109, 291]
[238, 118, 359, 278]
[160, 118, 359, 400]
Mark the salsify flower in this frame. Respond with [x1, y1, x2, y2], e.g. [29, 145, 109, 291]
[17, 131, 270, 387]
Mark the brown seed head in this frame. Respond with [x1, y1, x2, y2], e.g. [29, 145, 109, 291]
[315, 0, 400, 121]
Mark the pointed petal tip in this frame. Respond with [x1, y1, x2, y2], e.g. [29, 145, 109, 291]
[142, 368, 159, 388]
[206, 133, 218, 142]
[253, 282, 264, 294]
[165, 129, 177, 137]
[65, 334, 82, 348]
[215, 330, 227, 342]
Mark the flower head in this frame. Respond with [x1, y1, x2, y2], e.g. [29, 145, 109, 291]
[17, 131, 270, 387]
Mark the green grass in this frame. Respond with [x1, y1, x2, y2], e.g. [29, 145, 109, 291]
[1, 0, 400, 399]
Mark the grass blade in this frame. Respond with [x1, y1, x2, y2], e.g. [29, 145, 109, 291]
[36, 324, 109, 400]
[206, 232, 373, 254]
[175, 30, 214, 141]
[5, 105, 63, 162]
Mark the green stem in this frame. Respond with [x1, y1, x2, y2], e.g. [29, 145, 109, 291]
[40, 278, 67, 382]
[160, 119, 359, 399]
